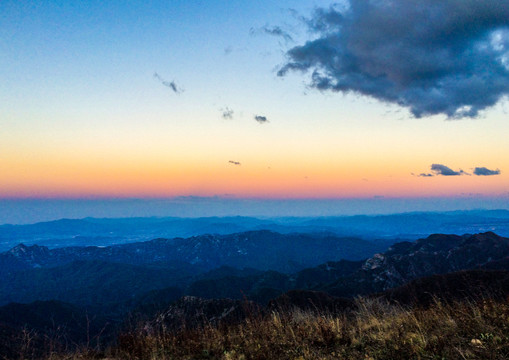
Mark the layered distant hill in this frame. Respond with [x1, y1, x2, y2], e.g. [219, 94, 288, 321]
[173, 231, 509, 303]
[0, 230, 382, 275]
[2, 230, 509, 312]
[2, 210, 509, 251]
[0, 230, 385, 309]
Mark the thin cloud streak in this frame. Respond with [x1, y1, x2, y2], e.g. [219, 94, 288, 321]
[250, 25, 293, 43]
[416, 164, 502, 176]
[153, 72, 183, 94]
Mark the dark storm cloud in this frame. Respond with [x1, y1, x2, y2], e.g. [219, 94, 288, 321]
[254, 115, 269, 123]
[278, 0, 509, 118]
[473, 167, 501, 176]
[431, 164, 466, 176]
[229, 160, 241, 166]
[221, 107, 234, 120]
[153, 73, 183, 94]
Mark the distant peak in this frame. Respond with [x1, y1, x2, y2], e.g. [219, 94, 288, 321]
[10, 243, 27, 250]
[7, 243, 49, 257]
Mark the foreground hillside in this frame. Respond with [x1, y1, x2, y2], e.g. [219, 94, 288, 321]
[11, 298, 509, 360]
[120, 300, 509, 360]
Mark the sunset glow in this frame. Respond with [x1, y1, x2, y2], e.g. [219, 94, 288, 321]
[1, 0, 509, 221]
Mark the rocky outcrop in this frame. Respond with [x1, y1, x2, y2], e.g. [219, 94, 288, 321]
[323, 232, 509, 297]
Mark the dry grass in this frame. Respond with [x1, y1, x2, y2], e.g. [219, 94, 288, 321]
[43, 298, 509, 359]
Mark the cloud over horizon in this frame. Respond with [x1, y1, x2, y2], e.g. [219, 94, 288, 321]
[473, 167, 501, 176]
[415, 164, 466, 177]
[417, 164, 502, 177]
[278, 0, 509, 118]
[431, 164, 467, 176]
[228, 160, 241, 166]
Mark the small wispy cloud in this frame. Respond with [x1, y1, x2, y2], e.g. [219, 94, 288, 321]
[254, 115, 269, 124]
[473, 167, 501, 176]
[262, 26, 293, 42]
[228, 160, 241, 166]
[153, 72, 183, 94]
[221, 107, 234, 120]
[431, 164, 467, 176]
[250, 25, 293, 43]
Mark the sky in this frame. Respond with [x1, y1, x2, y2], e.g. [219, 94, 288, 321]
[1, 0, 509, 223]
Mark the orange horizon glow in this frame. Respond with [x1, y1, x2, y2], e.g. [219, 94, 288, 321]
[1, 163, 507, 199]
[2, 106, 508, 200]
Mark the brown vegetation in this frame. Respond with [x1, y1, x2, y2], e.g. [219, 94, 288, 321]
[39, 297, 509, 360]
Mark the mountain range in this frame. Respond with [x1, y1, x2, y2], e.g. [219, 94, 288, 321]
[2, 210, 509, 251]
[2, 228, 509, 357]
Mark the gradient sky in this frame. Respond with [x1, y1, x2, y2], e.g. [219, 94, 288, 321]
[1, 0, 509, 218]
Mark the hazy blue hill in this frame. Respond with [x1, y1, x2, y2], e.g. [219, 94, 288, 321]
[0, 216, 275, 250]
[0, 230, 385, 275]
[2, 210, 509, 251]
[295, 211, 509, 239]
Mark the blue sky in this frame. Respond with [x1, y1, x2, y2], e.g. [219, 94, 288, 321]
[1, 0, 509, 223]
